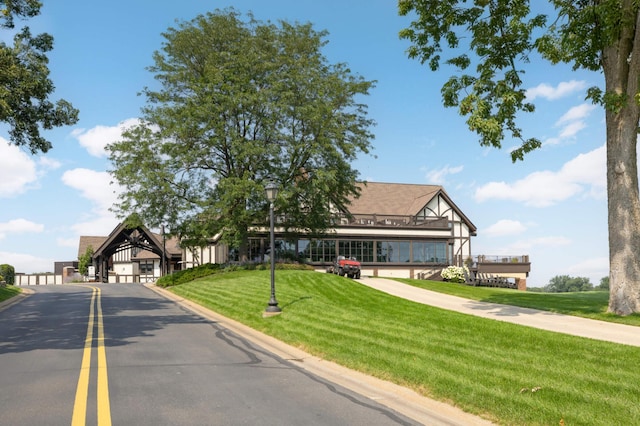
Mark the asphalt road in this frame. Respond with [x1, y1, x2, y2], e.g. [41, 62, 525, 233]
[0, 284, 419, 426]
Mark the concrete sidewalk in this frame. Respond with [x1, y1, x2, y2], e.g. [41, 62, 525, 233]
[359, 277, 640, 347]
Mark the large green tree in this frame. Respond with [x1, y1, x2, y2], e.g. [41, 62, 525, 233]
[399, 0, 640, 315]
[0, 0, 79, 153]
[108, 9, 375, 260]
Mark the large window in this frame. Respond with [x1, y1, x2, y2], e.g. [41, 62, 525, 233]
[338, 240, 374, 262]
[412, 242, 447, 263]
[274, 239, 296, 261]
[245, 237, 449, 264]
[308, 240, 336, 262]
[377, 241, 411, 263]
[298, 239, 311, 261]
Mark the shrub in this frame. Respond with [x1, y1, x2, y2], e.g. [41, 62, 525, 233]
[0, 264, 15, 285]
[441, 266, 466, 283]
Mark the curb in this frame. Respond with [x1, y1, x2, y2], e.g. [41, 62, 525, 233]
[0, 287, 33, 312]
[145, 283, 494, 426]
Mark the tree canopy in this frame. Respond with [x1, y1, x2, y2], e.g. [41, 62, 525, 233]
[399, 0, 640, 315]
[0, 0, 79, 153]
[108, 9, 375, 258]
[78, 246, 93, 276]
[0, 264, 14, 284]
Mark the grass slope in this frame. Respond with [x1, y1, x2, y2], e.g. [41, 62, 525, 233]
[169, 270, 640, 426]
[0, 285, 20, 303]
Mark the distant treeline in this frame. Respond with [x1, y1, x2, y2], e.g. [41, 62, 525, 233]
[528, 275, 609, 293]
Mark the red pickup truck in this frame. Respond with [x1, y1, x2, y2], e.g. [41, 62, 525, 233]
[327, 256, 361, 279]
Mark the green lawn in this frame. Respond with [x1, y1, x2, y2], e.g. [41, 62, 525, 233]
[394, 278, 640, 327]
[0, 285, 20, 303]
[168, 270, 640, 426]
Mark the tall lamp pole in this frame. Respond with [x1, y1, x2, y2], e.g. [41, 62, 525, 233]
[161, 224, 166, 277]
[265, 181, 281, 314]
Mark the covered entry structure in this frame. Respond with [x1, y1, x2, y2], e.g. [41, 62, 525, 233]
[86, 222, 181, 283]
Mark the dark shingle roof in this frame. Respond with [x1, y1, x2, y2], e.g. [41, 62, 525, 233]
[78, 236, 107, 258]
[347, 182, 443, 216]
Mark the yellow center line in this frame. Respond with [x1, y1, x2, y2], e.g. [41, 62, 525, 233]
[96, 287, 112, 425]
[71, 286, 112, 426]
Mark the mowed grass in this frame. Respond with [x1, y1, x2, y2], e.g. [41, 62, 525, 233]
[395, 278, 640, 327]
[169, 270, 640, 426]
[0, 285, 21, 303]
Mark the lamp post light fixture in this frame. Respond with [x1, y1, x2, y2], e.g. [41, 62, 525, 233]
[264, 180, 281, 315]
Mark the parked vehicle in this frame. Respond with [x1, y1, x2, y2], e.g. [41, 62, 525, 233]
[327, 256, 361, 279]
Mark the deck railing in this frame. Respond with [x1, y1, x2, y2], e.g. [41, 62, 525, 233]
[473, 255, 529, 264]
[336, 214, 450, 229]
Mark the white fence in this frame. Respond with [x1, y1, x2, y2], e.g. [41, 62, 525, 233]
[14, 274, 158, 285]
[14, 274, 64, 286]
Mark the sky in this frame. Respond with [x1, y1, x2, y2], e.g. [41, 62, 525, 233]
[0, 1, 612, 287]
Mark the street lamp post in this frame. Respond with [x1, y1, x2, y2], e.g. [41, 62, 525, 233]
[265, 181, 281, 314]
[161, 224, 166, 277]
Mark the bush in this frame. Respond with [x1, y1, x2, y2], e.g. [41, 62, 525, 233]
[441, 266, 466, 283]
[0, 264, 15, 285]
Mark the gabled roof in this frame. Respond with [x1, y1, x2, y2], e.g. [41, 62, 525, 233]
[346, 182, 477, 233]
[346, 182, 442, 216]
[78, 223, 181, 261]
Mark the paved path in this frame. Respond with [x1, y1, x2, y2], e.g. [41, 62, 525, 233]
[359, 277, 640, 347]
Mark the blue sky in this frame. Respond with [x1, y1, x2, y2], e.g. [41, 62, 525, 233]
[0, 1, 610, 287]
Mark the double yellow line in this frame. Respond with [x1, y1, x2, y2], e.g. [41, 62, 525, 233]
[72, 286, 112, 426]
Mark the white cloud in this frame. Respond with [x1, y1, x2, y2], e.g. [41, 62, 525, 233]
[543, 103, 597, 146]
[566, 257, 609, 283]
[508, 236, 572, 251]
[530, 236, 572, 246]
[475, 145, 605, 207]
[558, 120, 587, 139]
[525, 80, 587, 101]
[70, 215, 121, 237]
[0, 219, 44, 239]
[61, 168, 122, 211]
[0, 139, 38, 197]
[0, 251, 53, 274]
[542, 137, 561, 147]
[38, 156, 62, 171]
[484, 219, 527, 237]
[424, 165, 464, 185]
[556, 104, 597, 125]
[555, 103, 597, 140]
[71, 118, 141, 157]
[61, 168, 123, 236]
[57, 237, 80, 248]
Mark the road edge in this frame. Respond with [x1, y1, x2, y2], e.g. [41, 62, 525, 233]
[0, 287, 33, 312]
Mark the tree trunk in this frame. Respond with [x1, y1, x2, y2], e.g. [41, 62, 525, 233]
[604, 12, 640, 314]
[606, 110, 640, 315]
[238, 231, 250, 263]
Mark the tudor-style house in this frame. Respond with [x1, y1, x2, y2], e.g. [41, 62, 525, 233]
[79, 182, 530, 288]
[184, 182, 478, 280]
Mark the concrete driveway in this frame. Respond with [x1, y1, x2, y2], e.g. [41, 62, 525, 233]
[358, 277, 640, 347]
